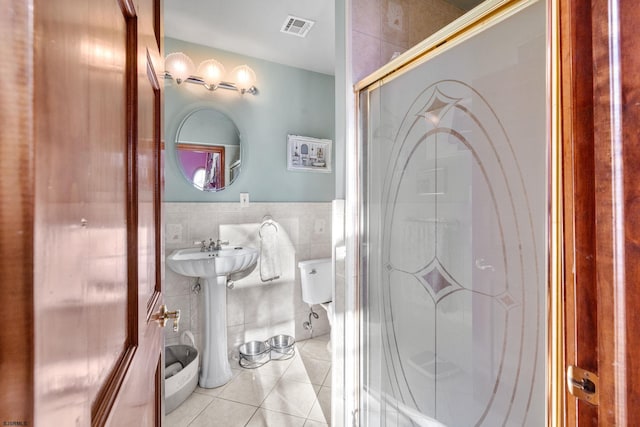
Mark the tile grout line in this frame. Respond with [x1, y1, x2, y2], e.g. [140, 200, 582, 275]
[184, 395, 216, 427]
[242, 405, 260, 427]
[178, 336, 331, 426]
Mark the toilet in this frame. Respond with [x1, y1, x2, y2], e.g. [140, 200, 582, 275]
[165, 331, 199, 414]
[298, 258, 333, 325]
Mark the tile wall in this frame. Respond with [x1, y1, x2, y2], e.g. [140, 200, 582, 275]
[352, 0, 464, 81]
[331, 200, 346, 426]
[164, 202, 332, 361]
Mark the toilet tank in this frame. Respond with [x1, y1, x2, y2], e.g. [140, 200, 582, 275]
[298, 258, 332, 305]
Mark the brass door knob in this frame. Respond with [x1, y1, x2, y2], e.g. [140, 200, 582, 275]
[151, 304, 181, 332]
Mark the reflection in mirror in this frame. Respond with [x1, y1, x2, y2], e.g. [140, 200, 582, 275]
[175, 109, 241, 192]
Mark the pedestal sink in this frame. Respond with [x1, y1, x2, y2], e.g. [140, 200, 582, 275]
[167, 246, 258, 388]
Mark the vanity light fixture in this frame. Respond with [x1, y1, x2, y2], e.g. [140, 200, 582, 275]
[164, 52, 258, 95]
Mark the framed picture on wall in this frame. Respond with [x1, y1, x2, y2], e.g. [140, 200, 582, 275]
[287, 135, 332, 173]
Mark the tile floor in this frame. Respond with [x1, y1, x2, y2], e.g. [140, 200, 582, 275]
[166, 334, 331, 427]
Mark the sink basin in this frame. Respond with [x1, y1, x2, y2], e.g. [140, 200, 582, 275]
[167, 246, 259, 278]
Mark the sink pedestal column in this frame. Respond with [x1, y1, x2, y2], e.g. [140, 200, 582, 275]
[199, 276, 232, 388]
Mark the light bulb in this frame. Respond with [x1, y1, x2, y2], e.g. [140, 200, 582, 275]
[165, 52, 194, 84]
[231, 65, 256, 92]
[197, 59, 226, 88]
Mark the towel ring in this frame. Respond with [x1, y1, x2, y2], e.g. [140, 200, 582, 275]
[259, 217, 278, 238]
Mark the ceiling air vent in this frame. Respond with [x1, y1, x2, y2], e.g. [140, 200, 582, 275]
[280, 15, 315, 38]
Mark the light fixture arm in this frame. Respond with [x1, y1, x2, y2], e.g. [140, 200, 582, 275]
[164, 72, 258, 95]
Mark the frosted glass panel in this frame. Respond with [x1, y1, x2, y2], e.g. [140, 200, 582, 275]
[360, 1, 546, 426]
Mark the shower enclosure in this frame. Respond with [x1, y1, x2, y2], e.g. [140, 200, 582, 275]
[356, 1, 547, 425]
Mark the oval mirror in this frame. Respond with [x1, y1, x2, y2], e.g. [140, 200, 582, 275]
[175, 108, 241, 192]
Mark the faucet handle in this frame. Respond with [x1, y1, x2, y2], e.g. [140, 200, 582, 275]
[194, 240, 207, 251]
[209, 239, 229, 251]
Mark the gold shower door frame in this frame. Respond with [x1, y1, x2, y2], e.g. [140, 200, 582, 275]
[352, 0, 563, 425]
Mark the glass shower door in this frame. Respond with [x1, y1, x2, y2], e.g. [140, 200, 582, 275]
[359, 1, 547, 425]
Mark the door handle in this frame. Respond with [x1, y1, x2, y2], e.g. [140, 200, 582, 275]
[151, 304, 181, 332]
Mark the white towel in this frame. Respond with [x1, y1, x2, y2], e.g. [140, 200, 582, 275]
[259, 220, 281, 282]
[219, 222, 295, 288]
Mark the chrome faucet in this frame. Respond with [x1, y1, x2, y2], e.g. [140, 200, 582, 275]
[195, 238, 229, 252]
[209, 238, 229, 251]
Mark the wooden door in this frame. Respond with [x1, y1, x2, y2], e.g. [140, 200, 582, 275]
[0, 0, 165, 425]
[560, 0, 640, 424]
[101, 0, 165, 424]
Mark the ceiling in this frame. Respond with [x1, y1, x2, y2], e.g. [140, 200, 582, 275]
[164, 0, 484, 77]
[164, 0, 336, 76]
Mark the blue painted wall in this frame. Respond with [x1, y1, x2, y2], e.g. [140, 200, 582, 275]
[164, 38, 336, 202]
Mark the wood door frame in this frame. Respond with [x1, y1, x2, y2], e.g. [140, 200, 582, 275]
[560, 0, 640, 424]
[557, 0, 598, 424]
[176, 143, 226, 189]
[0, 0, 35, 424]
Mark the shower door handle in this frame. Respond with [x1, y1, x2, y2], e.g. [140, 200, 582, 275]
[151, 304, 181, 332]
